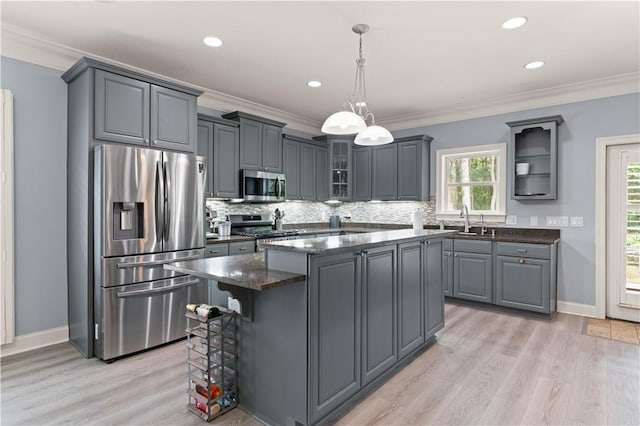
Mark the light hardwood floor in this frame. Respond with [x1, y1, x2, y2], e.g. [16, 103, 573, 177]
[2, 304, 639, 425]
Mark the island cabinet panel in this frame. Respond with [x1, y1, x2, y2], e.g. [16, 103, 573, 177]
[150, 85, 196, 152]
[397, 241, 425, 359]
[453, 251, 493, 303]
[309, 252, 362, 423]
[496, 255, 550, 313]
[94, 69, 150, 146]
[361, 245, 397, 385]
[424, 239, 444, 337]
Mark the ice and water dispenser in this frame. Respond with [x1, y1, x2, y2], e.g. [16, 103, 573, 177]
[112, 201, 144, 240]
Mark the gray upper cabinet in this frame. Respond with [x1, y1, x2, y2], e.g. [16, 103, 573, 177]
[92, 66, 199, 152]
[222, 111, 286, 172]
[424, 239, 444, 337]
[397, 135, 432, 201]
[353, 147, 371, 201]
[316, 146, 329, 201]
[150, 85, 197, 152]
[506, 115, 564, 200]
[309, 252, 362, 423]
[94, 69, 150, 146]
[314, 135, 354, 201]
[371, 144, 398, 200]
[197, 114, 241, 199]
[283, 135, 327, 201]
[397, 241, 425, 359]
[361, 245, 397, 385]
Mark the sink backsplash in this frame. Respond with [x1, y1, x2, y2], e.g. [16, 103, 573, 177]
[205, 198, 439, 226]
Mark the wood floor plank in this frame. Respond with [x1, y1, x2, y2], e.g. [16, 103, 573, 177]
[2, 304, 639, 426]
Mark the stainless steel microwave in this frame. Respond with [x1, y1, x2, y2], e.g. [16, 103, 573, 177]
[242, 170, 286, 202]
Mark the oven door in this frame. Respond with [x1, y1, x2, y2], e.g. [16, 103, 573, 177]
[100, 276, 205, 360]
[242, 170, 286, 202]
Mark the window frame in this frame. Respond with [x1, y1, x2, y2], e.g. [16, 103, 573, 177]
[435, 143, 507, 223]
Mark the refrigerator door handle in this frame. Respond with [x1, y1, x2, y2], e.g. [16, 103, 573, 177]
[115, 279, 200, 298]
[163, 160, 170, 242]
[116, 254, 202, 269]
[155, 161, 163, 242]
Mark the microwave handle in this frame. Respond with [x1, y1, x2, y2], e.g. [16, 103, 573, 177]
[276, 176, 281, 198]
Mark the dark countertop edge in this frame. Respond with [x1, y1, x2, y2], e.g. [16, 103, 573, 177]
[206, 235, 256, 244]
[164, 255, 305, 291]
[263, 230, 456, 255]
[445, 235, 560, 244]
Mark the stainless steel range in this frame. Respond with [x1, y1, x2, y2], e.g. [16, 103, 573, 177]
[229, 214, 301, 251]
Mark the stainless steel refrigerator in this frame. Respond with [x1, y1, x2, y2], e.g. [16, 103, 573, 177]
[93, 145, 206, 360]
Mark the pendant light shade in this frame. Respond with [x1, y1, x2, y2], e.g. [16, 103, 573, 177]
[354, 125, 394, 146]
[321, 24, 393, 146]
[321, 111, 367, 135]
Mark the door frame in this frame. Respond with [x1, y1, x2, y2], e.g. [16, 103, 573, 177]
[595, 133, 640, 318]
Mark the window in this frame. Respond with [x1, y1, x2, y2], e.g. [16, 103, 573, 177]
[436, 143, 506, 222]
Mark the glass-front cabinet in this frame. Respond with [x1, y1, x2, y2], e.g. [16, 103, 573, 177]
[313, 135, 353, 200]
[506, 115, 564, 200]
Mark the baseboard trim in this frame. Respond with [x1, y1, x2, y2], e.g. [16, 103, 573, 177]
[557, 301, 598, 318]
[0, 326, 68, 358]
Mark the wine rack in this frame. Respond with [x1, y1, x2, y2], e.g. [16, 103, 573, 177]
[185, 308, 238, 421]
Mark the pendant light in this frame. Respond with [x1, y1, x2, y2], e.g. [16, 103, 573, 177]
[321, 24, 394, 146]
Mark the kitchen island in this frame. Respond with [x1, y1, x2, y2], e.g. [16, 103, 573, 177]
[166, 229, 453, 425]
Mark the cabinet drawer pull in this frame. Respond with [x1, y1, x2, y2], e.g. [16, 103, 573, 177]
[519, 259, 525, 264]
[454, 253, 458, 257]
[209, 250, 219, 254]
[517, 249, 528, 253]
[238, 247, 248, 251]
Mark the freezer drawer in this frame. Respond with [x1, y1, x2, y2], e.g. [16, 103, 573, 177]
[100, 248, 204, 288]
[100, 276, 205, 360]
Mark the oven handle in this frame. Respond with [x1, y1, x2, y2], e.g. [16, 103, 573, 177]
[116, 279, 200, 298]
[116, 254, 202, 269]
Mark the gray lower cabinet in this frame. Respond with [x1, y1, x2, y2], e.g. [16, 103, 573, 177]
[94, 69, 197, 152]
[371, 144, 398, 201]
[204, 243, 229, 258]
[229, 240, 255, 255]
[495, 241, 554, 314]
[361, 245, 397, 385]
[397, 241, 424, 359]
[424, 239, 444, 337]
[309, 252, 361, 423]
[453, 251, 493, 303]
[197, 115, 240, 198]
[353, 147, 372, 201]
[205, 240, 255, 306]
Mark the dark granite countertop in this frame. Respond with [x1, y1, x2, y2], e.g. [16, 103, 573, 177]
[261, 229, 456, 254]
[206, 235, 255, 244]
[433, 226, 560, 244]
[164, 252, 305, 291]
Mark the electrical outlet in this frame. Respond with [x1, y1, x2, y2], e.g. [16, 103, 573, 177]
[530, 216, 538, 226]
[228, 297, 241, 314]
[570, 216, 584, 227]
[558, 216, 569, 226]
[546, 216, 556, 226]
[506, 215, 517, 225]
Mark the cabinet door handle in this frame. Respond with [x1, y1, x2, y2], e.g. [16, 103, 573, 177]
[517, 249, 528, 253]
[519, 259, 525, 264]
[454, 253, 458, 257]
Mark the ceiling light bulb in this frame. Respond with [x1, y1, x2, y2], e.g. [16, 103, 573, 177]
[307, 80, 322, 88]
[524, 61, 545, 69]
[203, 36, 223, 47]
[502, 17, 527, 29]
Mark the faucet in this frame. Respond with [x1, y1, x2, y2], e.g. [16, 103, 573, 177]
[480, 213, 487, 235]
[460, 205, 470, 233]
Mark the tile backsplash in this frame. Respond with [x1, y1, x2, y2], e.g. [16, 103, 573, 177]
[205, 198, 438, 225]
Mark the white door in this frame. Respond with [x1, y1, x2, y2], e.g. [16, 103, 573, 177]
[606, 143, 640, 322]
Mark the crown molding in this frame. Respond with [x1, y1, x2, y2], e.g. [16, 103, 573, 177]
[2, 24, 638, 136]
[379, 72, 640, 131]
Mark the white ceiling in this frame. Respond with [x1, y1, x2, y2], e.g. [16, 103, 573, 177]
[2, 1, 639, 134]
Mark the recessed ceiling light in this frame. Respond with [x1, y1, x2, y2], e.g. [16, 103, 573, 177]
[307, 80, 322, 88]
[524, 61, 545, 70]
[203, 36, 223, 47]
[502, 17, 527, 29]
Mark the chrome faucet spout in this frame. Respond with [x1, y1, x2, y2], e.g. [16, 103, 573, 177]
[460, 205, 470, 233]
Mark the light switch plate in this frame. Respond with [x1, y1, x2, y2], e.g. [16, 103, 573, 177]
[530, 216, 538, 226]
[570, 216, 584, 227]
[559, 216, 569, 226]
[506, 215, 517, 225]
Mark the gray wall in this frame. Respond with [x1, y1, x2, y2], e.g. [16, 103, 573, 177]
[1, 56, 68, 335]
[394, 93, 640, 306]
